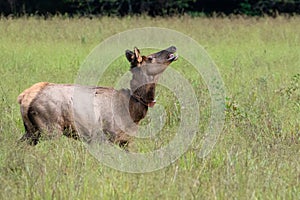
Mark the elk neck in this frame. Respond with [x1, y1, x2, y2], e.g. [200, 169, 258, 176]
[129, 83, 156, 123]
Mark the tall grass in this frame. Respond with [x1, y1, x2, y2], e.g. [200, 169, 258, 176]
[0, 16, 299, 199]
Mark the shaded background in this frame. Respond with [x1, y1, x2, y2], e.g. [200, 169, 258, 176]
[0, 0, 300, 17]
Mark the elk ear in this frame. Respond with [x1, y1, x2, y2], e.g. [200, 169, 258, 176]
[125, 50, 135, 63]
[134, 47, 143, 63]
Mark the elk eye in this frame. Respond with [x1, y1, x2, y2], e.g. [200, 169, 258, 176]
[148, 56, 153, 61]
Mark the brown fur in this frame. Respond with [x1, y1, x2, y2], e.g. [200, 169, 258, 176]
[18, 46, 178, 147]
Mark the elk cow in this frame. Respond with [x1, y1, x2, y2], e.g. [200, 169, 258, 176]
[17, 46, 178, 148]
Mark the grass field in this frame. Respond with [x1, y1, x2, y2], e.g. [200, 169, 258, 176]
[0, 15, 299, 199]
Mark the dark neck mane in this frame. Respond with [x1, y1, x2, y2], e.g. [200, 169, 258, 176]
[131, 93, 148, 107]
[128, 83, 156, 123]
[129, 95, 148, 123]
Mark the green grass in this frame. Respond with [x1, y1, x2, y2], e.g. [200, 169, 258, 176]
[0, 16, 300, 199]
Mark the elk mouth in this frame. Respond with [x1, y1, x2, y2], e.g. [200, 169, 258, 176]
[165, 46, 178, 63]
[167, 53, 178, 62]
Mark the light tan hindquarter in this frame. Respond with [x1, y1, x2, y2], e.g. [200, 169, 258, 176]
[18, 82, 50, 105]
[17, 82, 50, 131]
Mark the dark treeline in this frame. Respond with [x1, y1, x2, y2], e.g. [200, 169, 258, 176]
[0, 0, 300, 17]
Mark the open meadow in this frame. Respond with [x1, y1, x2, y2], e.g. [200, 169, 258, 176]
[0, 16, 299, 199]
